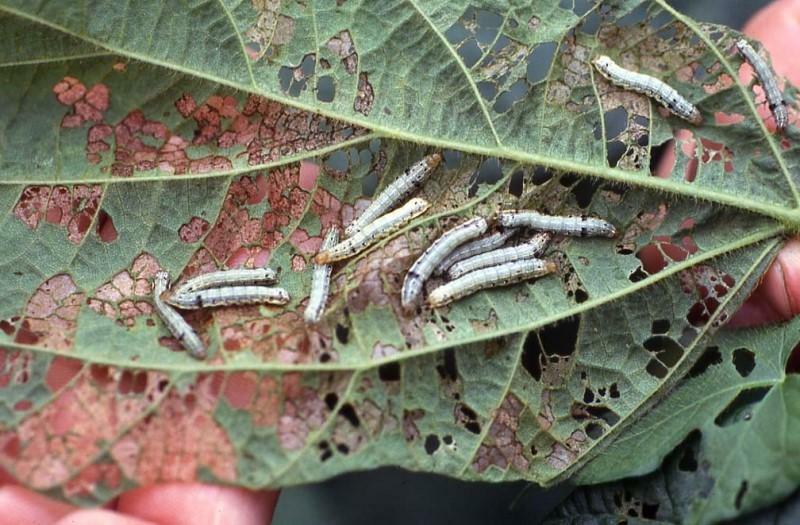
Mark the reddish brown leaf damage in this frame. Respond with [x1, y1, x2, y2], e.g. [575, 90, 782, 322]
[13, 185, 103, 244]
[15, 275, 84, 351]
[473, 394, 529, 474]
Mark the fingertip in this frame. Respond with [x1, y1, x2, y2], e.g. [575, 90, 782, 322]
[117, 483, 279, 525]
[0, 485, 74, 525]
[744, 0, 800, 84]
[55, 509, 155, 525]
[731, 238, 800, 327]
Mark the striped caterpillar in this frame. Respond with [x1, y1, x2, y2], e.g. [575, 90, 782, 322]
[497, 210, 617, 238]
[345, 153, 441, 237]
[166, 285, 290, 310]
[447, 233, 551, 280]
[433, 228, 517, 275]
[153, 271, 206, 360]
[305, 227, 339, 324]
[316, 197, 430, 264]
[592, 55, 702, 125]
[172, 268, 277, 296]
[735, 38, 788, 130]
[428, 258, 556, 308]
[401, 217, 488, 310]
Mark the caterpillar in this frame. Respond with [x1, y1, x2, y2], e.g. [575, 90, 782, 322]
[304, 227, 339, 324]
[428, 258, 556, 308]
[166, 285, 291, 310]
[497, 210, 617, 238]
[401, 217, 488, 310]
[592, 55, 702, 125]
[735, 38, 788, 130]
[345, 153, 441, 237]
[172, 268, 277, 296]
[447, 232, 552, 280]
[433, 228, 518, 275]
[316, 197, 430, 264]
[153, 271, 206, 360]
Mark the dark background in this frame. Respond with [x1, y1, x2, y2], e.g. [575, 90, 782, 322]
[273, 1, 772, 523]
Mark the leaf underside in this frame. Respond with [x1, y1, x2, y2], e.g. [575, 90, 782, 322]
[0, 0, 798, 516]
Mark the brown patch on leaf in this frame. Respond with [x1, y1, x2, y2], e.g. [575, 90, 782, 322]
[13, 185, 103, 244]
[326, 30, 358, 74]
[617, 203, 668, 256]
[354, 73, 374, 116]
[0, 366, 169, 489]
[473, 394, 529, 473]
[403, 409, 424, 442]
[680, 265, 736, 327]
[96, 209, 118, 243]
[0, 350, 38, 392]
[111, 373, 236, 485]
[87, 253, 160, 327]
[217, 309, 335, 364]
[55, 76, 363, 176]
[277, 373, 337, 450]
[245, 0, 295, 61]
[63, 461, 123, 499]
[249, 375, 282, 428]
[178, 217, 210, 243]
[347, 237, 412, 314]
[53, 77, 109, 128]
[547, 441, 577, 470]
[204, 167, 310, 266]
[15, 275, 84, 351]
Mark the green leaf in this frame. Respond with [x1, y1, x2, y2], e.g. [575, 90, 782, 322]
[545, 318, 800, 525]
[0, 0, 797, 516]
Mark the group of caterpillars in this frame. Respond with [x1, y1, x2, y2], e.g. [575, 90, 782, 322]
[153, 153, 617, 359]
[592, 37, 789, 130]
[314, 153, 617, 311]
[153, 268, 289, 359]
[153, 36, 785, 360]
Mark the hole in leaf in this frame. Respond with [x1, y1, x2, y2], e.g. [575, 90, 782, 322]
[319, 441, 332, 461]
[641, 502, 659, 520]
[96, 210, 117, 242]
[651, 319, 670, 334]
[424, 434, 440, 454]
[521, 331, 543, 381]
[531, 167, 552, 185]
[787, 343, 800, 374]
[443, 435, 454, 445]
[540, 316, 579, 356]
[317, 75, 335, 102]
[455, 403, 481, 434]
[714, 387, 771, 427]
[628, 266, 649, 283]
[643, 336, 684, 368]
[732, 348, 756, 377]
[645, 359, 668, 379]
[436, 349, 458, 382]
[324, 392, 338, 410]
[338, 403, 360, 427]
[335, 323, 349, 344]
[688, 346, 723, 378]
[585, 405, 620, 426]
[735, 481, 748, 510]
[509, 170, 524, 197]
[585, 422, 604, 439]
[678, 447, 698, 472]
[571, 177, 600, 209]
[527, 42, 557, 84]
[378, 363, 401, 382]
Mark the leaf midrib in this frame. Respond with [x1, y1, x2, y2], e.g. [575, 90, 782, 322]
[2, 5, 799, 226]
